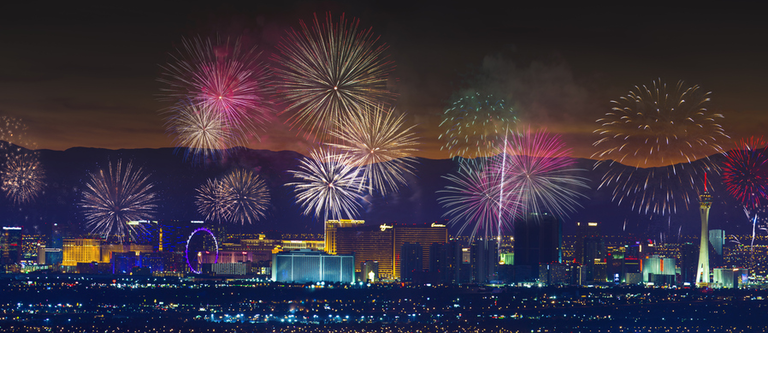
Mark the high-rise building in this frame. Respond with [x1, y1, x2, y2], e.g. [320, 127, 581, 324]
[680, 242, 698, 284]
[696, 191, 712, 286]
[472, 239, 498, 283]
[272, 249, 355, 283]
[62, 239, 102, 268]
[400, 243, 423, 282]
[709, 229, 725, 257]
[336, 224, 394, 279]
[392, 223, 448, 279]
[1, 226, 22, 269]
[325, 219, 364, 255]
[514, 213, 562, 280]
[429, 241, 463, 284]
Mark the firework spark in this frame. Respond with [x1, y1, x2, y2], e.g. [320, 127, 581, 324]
[81, 160, 157, 242]
[439, 92, 516, 159]
[501, 127, 590, 219]
[195, 178, 231, 223]
[722, 136, 768, 210]
[1, 116, 45, 204]
[327, 105, 418, 195]
[438, 158, 516, 240]
[1, 153, 45, 205]
[160, 36, 272, 146]
[218, 169, 270, 225]
[593, 79, 728, 215]
[287, 148, 365, 223]
[167, 100, 233, 165]
[273, 12, 395, 140]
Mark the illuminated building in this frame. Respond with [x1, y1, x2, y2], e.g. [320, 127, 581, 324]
[62, 239, 102, 267]
[642, 255, 678, 285]
[400, 243, 423, 282]
[539, 263, 568, 285]
[575, 221, 601, 264]
[1, 226, 22, 269]
[709, 229, 725, 257]
[713, 268, 748, 289]
[209, 262, 247, 276]
[324, 219, 364, 255]
[336, 224, 393, 279]
[22, 235, 44, 260]
[696, 190, 712, 286]
[272, 249, 354, 283]
[514, 213, 562, 281]
[392, 222, 448, 279]
[361, 260, 379, 282]
[101, 243, 152, 263]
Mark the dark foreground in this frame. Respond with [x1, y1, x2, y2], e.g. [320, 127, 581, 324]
[2, 274, 767, 332]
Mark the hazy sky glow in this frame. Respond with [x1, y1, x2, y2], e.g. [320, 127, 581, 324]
[2, 3, 767, 162]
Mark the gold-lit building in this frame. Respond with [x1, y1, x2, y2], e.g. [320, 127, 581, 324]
[392, 223, 448, 279]
[336, 224, 393, 279]
[325, 219, 364, 255]
[62, 239, 102, 267]
[101, 244, 153, 263]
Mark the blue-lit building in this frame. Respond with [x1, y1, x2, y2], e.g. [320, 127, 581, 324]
[272, 249, 355, 283]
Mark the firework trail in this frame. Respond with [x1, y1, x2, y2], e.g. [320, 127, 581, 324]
[500, 127, 590, 220]
[439, 92, 516, 159]
[593, 79, 728, 215]
[159, 36, 272, 147]
[327, 105, 418, 195]
[287, 148, 365, 223]
[273, 12, 395, 140]
[722, 136, 768, 250]
[195, 178, 231, 223]
[219, 169, 270, 225]
[1, 153, 45, 205]
[438, 157, 517, 241]
[0, 116, 45, 204]
[167, 100, 233, 165]
[81, 160, 157, 242]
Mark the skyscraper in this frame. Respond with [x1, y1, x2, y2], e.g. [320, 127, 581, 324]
[514, 213, 562, 280]
[696, 190, 712, 286]
[392, 223, 448, 279]
[400, 243, 423, 282]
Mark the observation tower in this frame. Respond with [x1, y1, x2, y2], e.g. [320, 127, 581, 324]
[695, 181, 712, 287]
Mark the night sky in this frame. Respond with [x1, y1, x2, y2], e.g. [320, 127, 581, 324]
[2, 2, 767, 160]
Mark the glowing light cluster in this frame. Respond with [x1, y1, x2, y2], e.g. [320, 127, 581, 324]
[439, 93, 516, 159]
[80, 160, 157, 242]
[287, 148, 365, 223]
[328, 105, 419, 195]
[273, 12, 395, 140]
[195, 169, 270, 225]
[160, 36, 273, 163]
[593, 79, 728, 215]
[0, 116, 45, 205]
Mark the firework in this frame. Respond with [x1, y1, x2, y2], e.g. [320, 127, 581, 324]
[217, 169, 270, 225]
[1, 153, 45, 205]
[722, 137, 768, 210]
[81, 160, 157, 242]
[438, 158, 516, 240]
[439, 92, 516, 159]
[593, 79, 728, 214]
[1, 116, 45, 204]
[166, 100, 233, 165]
[195, 178, 231, 223]
[287, 148, 365, 223]
[159, 36, 272, 145]
[327, 105, 418, 195]
[273, 12, 395, 140]
[501, 127, 590, 219]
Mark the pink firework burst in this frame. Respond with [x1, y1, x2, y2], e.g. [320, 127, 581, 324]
[160, 36, 273, 145]
[499, 127, 590, 219]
